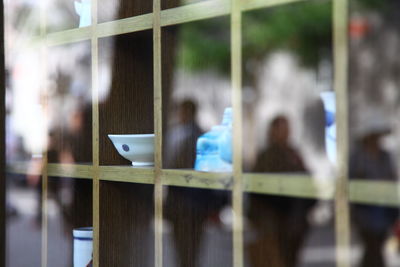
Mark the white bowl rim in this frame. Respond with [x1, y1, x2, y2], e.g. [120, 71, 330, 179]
[108, 134, 155, 138]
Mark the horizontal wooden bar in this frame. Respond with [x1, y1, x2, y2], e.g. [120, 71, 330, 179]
[47, 163, 93, 179]
[160, 0, 230, 27]
[243, 173, 318, 198]
[349, 180, 400, 207]
[241, 0, 309, 12]
[99, 166, 154, 184]
[7, 161, 400, 206]
[161, 169, 233, 190]
[46, 27, 91, 46]
[97, 13, 153, 38]
[37, 14, 153, 47]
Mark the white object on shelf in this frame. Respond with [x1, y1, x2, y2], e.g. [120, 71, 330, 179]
[74, 0, 91, 28]
[108, 134, 155, 167]
[73, 227, 93, 267]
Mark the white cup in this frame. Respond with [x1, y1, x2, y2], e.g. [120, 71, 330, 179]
[73, 227, 93, 267]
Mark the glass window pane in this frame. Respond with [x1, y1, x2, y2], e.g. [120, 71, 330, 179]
[47, 177, 92, 266]
[161, 17, 233, 267]
[162, 0, 217, 10]
[99, 0, 153, 23]
[47, 41, 92, 165]
[47, 0, 82, 32]
[242, 1, 336, 266]
[348, 1, 400, 266]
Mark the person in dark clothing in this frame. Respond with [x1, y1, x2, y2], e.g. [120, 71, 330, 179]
[164, 100, 228, 267]
[247, 115, 315, 267]
[350, 125, 399, 267]
[164, 100, 202, 169]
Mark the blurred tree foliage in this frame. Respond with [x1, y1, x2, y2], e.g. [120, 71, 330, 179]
[177, 0, 385, 76]
[178, 17, 231, 74]
[178, 0, 332, 76]
[242, 0, 332, 68]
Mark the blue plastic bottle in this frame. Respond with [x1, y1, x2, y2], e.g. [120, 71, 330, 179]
[219, 107, 232, 164]
[194, 107, 232, 172]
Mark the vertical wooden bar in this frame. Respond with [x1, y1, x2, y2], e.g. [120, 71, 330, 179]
[231, 0, 243, 266]
[333, 0, 350, 267]
[91, 0, 100, 266]
[40, 0, 48, 266]
[153, 0, 163, 266]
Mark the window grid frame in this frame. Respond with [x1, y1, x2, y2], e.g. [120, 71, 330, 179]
[8, 1, 395, 267]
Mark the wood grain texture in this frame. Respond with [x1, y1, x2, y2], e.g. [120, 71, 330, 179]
[98, 0, 153, 23]
[161, 0, 181, 10]
[333, 0, 351, 266]
[244, 174, 317, 198]
[99, 166, 154, 183]
[91, 0, 100, 264]
[97, 4, 155, 265]
[99, 181, 154, 267]
[153, 0, 164, 265]
[231, 0, 243, 266]
[98, 30, 154, 166]
[162, 169, 233, 190]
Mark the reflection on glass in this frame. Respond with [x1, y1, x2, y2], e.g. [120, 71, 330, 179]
[162, 17, 233, 267]
[164, 100, 202, 169]
[252, 116, 306, 173]
[162, 0, 215, 10]
[247, 116, 316, 267]
[242, 1, 335, 266]
[349, 122, 399, 267]
[47, 42, 92, 165]
[47, 177, 92, 267]
[6, 6, 45, 263]
[349, 1, 400, 266]
[162, 17, 231, 170]
[5, 1, 40, 38]
[6, 173, 42, 267]
[47, 0, 82, 32]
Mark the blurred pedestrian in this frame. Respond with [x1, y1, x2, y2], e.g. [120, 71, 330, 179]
[247, 115, 315, 267]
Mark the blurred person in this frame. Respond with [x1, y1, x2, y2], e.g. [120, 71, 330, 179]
[164, 99, 202, 168]
[164, 99, 228, 267]
[247, 115, 315, 267]
[350, 117, 399, 267]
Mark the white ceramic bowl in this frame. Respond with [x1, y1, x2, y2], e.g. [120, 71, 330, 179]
[108, 134, 154, 167]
